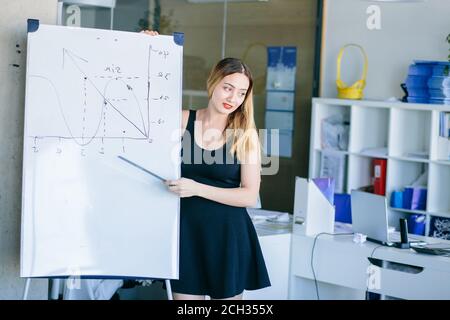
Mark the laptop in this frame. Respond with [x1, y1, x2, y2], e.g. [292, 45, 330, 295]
[350, 190, 425, 246]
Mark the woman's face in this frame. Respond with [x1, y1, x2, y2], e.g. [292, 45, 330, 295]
[210, 73, 250, 115]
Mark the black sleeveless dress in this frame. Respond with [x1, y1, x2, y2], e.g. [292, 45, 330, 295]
[170, 110, 270, 299]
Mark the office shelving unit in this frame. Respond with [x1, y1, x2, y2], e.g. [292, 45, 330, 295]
[310, 98, 450, 236]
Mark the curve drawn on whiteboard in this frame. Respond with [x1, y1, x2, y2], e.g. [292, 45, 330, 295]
[28, 45, 172, 150]
[63, 48, 148, 139]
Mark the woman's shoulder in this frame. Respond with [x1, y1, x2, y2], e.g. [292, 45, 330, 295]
[182, 109, 190, 119]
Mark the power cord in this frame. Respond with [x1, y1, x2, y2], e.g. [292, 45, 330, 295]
[370, 244, 384, 259]
[310, 232, 354, 300]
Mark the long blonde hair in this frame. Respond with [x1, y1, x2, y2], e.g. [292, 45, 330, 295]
[206, 58, 259, 162]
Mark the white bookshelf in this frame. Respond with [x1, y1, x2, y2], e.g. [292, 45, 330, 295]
[309, 98, 450, 236]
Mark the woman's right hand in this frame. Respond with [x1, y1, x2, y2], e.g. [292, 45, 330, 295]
[140, 30, 159, 36]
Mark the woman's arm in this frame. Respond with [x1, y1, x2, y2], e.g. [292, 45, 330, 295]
[198, 155, 260, 207]
[166, 136, 261, 208]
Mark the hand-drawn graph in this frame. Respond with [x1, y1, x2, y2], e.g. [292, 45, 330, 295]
[24, 23, 183, 176]
[21, 23, 183, 280]
[27, 42, 174, 156]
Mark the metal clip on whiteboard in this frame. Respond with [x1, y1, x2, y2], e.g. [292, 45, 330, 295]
[293, 177, 335, 236]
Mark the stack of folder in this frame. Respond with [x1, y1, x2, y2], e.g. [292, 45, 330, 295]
[428, 62, 450, 105]
[404, 61, 450, 105]
[404, 61, 433, 103]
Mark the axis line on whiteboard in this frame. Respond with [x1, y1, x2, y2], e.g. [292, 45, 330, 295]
[28, 75, 147, 146]
[147, 44, 152, 137]
[63, 49, 148, 138]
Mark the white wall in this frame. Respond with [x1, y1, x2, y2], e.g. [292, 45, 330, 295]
[320, 0, 450, 100]
[0, 0, 57, 299]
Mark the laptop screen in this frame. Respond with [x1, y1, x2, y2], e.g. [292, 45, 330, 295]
[351, 191, 390, 244]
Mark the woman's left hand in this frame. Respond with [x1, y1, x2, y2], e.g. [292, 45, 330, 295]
[165, 178, 200, 198]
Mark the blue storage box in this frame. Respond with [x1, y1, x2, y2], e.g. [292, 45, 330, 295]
[402, 187, 427, 210]
[334, 193, 352, 224]
[408, 214, 426, 236]
[390, 191, 403, 208]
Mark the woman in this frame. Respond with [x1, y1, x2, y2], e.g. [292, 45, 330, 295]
[144, 30, 270, 300]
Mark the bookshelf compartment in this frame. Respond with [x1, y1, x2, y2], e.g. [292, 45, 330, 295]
[386, 159, 428, 200]
[428, 163, 450, 214]
[312, 103, 351, 151]
[311, 149, 348, 194]
[430, 110, 450, 161]
[389, 108, 431, 159]
[347, 155, 376, 193]
[349, 105, 389, 156]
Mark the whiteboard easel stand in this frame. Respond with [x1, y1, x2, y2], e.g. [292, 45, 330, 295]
[165, 279, 173, 300]
[23, 278, 62, 300]
[23, 278, 173, 300]
[22, 278, 31, 300]
[22, 277, 60, 300]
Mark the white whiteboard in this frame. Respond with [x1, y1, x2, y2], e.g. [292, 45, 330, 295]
[21, 23, 183, 280]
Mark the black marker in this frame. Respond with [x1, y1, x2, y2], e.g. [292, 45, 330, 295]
[118, 155, 166, 182]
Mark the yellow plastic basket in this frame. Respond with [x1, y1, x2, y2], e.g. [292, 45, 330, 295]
[336, 44, 368, 100]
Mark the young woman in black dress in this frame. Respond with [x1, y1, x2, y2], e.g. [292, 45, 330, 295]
[143, 30, 270, 300]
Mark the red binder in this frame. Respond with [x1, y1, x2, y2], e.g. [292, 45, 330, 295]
[372, 159, 387, 195]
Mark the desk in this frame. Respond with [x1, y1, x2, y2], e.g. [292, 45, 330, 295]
[289, 233, 450, 300]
